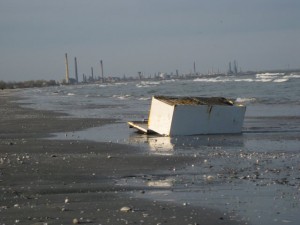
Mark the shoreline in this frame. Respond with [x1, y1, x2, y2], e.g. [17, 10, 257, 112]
[0, 89, 245, 225]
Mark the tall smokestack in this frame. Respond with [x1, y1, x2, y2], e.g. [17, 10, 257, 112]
[234, 60, 238, 75]
[65, 53, 70, 84]
[228, 62, 232, 75]
[100, 60, 104, 83]
[193, 61, 196, 75]
[74, 57, 78, 83]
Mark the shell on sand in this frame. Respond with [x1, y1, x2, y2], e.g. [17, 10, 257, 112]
[120, 206, 132, 212]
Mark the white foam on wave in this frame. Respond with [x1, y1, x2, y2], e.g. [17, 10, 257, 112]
[114, 82, 128, 86]
[194, 74, 295, 83]
[67, 93, 75, 96]
[256, 73, 284, 80]
[138, 97, 151, 101]
[98, 82, 128, 88]
[235, 97, 256, 103]
[255, 72, 295, 83]
[285, 74, 300, 79]
[136, 81, 161, 88]
[256, 72, 284, 78]
[194, 77, 255, 83]
[234, 78, 255, 82]
[162, 79, 176, 83]
[273, 78, 289, 83]
[193, 78, 221, 83]
[98, 83, 114, 88]
[112, 94, 131, 100]
[259, 78, 273, 82]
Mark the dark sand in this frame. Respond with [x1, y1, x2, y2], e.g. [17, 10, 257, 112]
[0, 90, 245, 225]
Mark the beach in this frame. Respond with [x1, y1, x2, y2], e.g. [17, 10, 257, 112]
[0, 89, 247, 225]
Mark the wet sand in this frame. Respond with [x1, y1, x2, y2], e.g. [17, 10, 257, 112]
[0, 90, 245, 225]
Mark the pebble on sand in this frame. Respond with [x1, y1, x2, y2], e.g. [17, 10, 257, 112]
[64, 197, 69, 204]
[203, 175, 215, 183]
[120, 206, 132, 212]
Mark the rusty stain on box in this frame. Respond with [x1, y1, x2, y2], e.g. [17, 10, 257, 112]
[128, 96, 246, 136]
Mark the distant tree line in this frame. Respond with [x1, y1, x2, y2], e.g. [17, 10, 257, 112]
[0, 80, 58, 90]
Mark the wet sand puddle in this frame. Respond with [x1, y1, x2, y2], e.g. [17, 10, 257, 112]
[120, 147, 300, 225]
[51, 116, 300, 225]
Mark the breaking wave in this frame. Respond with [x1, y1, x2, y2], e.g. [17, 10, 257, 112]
[273, 78, 289, 83]
[136, 81, 161, 88]
[138, 97, 151, 101]
[112, 94, 131, 100]
[193, 77, 255, 83]
[256, 73, 291, 83]
[193, 73, 299, 83]
[235, 97, 257, 104]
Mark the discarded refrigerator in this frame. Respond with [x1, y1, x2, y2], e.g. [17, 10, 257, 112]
[128, 96, 246, 136]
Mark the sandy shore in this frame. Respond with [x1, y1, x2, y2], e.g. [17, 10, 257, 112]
[0, 89, 246, 225]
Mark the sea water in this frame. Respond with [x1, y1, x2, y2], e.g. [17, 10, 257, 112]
[19, 73, 300, 225]
[19, 73, 300, 144]
[19, 73, 300, 124]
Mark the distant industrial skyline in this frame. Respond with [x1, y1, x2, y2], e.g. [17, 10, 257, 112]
[1, 0, 300, 82]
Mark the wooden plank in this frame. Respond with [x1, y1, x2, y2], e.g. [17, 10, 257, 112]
[128, 121, 149, 134]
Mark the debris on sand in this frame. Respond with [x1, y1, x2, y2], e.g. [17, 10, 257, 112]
[120, 206, 132, 212]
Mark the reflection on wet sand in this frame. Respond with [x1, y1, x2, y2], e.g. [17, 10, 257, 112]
[147, 178, 174, 187]
[128, 133, 244, 155]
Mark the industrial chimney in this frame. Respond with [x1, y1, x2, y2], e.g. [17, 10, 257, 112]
[74, 57, 78, 83]
[65, 53, 70, 84]
[100, 60, 104, 83]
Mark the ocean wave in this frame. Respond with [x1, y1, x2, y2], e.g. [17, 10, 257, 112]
[112, 94, 131, 100]
[235, 97, 256, 103]
[273, 78, 289, 83]
[136, 81, 161, 88]
[67, 93, 75, 96]
[194, 75, 295, 83]
[97, 82, 128, 88]
[258, 78, 273, 82]
[256, 72, 284, 78]
[98, 83, 114, 88]
[138, 97, 151, 101]
[162, 79, 176, 83]
[114, 82, 128, 86]
[285, 74, 300, 79]
[193, 77, 220, 83]
[194, 77, 256, 83]
[234, 78, 255, 82]
[255, 72, 287, 82]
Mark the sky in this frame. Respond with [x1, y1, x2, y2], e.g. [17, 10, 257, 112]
[1, 0, 300, 82]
